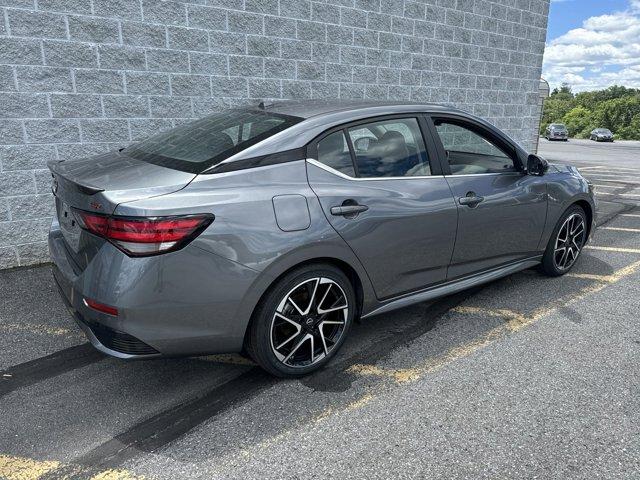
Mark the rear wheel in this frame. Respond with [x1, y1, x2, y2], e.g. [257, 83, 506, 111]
[540, 205, 587, 276]
[246, 264, 355, 377]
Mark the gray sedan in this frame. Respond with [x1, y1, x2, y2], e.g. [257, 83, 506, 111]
[545, 123, 569, 141]
[590, 128, 614, 142]
[48, 101, 596, 377]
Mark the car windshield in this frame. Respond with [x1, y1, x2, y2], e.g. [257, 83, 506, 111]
[595, 129, 612, 134]
[125, 109, 302, 173]
[550, 124, 566, 130]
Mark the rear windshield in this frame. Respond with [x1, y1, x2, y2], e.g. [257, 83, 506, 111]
[125, 109, 302, 173]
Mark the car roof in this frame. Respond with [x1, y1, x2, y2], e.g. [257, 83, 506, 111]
[257, 99, 463, 119]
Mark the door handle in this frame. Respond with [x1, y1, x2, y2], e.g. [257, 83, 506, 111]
[330, 204, 369, 217]
[458, 194, 484, 207]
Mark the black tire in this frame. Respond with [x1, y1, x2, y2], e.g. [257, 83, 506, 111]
[540, 205, 588, 277]
[246, 264, 356, 377]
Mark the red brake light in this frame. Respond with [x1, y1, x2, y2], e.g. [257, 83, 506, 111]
[74, 210, 213, 256]
[84, 298, 118, 316]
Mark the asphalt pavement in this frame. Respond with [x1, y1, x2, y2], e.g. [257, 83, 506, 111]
[1, 139, 639, 479]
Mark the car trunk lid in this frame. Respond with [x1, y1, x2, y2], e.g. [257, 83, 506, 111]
[48, 151, 196, 270]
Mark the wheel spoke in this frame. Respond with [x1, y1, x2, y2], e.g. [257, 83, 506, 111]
[308, 335, 315, 363]
[557, 225, 568, 243]
[276, 332, 299, 350]
[558, 248, 569, 268]
[303, 278, 320, 315]
[571, 219, 584, 235]
[283, 334, 312, 364]
[572, 237, 582, 250]
[287, 296, 305, 316]
[572, 226, 584, 238]
[274, 312, 300, 328]
[566, 247, 576, 267]
[317, 282, 333, 311]
[318, 323, 330, 356]
[273, 313, 302, 351]
[317, 304, 348, 315]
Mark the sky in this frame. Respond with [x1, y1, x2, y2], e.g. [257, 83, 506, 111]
[542, 0, 640, 92]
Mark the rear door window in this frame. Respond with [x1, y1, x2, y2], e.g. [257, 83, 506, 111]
[347, 118, 431, 178]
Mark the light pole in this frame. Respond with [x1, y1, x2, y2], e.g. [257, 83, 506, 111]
[536, 78, 550, 153]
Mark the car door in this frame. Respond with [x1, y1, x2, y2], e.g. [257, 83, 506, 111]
[426, 114, 548, 279]
[306, 115, 457, 300]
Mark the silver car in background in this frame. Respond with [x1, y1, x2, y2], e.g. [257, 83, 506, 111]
[545, 123, 569, 141]
[590, 128, 614, 142]
[48, 101, 596, 377]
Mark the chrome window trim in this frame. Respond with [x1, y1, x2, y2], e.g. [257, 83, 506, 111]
[444, 171, 523, 178]
[306, 158, 444, 181]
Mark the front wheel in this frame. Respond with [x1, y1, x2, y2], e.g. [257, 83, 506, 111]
[246, 264, 356, 377]
[540, 206, 588, 276]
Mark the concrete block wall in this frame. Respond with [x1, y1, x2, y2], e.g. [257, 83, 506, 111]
[0, 0, 549, 269]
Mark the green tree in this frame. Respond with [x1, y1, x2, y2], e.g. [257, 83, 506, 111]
[540, 84, 640, 140]
[540, 97, 575, 134]
[562, 106, 594, 138]
[550, 83, 574, 101]
[592, 95, 640, 140]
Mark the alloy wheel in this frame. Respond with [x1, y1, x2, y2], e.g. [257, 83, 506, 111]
[270, 277, 349, 368]
[553, 213, 586, 271]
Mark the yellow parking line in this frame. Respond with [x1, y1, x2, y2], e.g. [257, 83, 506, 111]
[0, 322, 82, 339]
[0, 455, 60, 480]
[586, 245, 640, 254]
[349, 259, 640, 386]
[620, 214, 640, 218]
[198, 354, 255, 366]
[601, 227, 640, 233]
[89, 469, 145, 480]
[566, 272, 615, 282]
[0, 455, 144, 480]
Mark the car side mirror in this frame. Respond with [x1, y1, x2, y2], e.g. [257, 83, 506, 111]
[527, 154, 549, 176]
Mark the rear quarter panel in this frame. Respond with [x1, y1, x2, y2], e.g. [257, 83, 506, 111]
[114, 160, 378, 325]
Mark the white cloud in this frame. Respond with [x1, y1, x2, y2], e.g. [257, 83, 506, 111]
[542, 2, 640, 91]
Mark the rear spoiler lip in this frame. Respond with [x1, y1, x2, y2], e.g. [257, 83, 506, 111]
[47, 159, 105, 195]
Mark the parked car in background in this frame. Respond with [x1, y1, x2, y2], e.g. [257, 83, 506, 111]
[590, 128, 614, 142]
[545, 123, 569, 141]
[48, 100, 596, 377]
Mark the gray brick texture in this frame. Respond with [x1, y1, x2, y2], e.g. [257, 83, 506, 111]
[0, 0, 548, 269]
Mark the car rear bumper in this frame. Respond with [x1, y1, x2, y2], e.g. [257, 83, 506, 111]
[49, 218, 260, 359]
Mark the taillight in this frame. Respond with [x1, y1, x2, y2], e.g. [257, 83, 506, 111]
[83, 298, 118, 316]
[74, 210, 213, 256]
